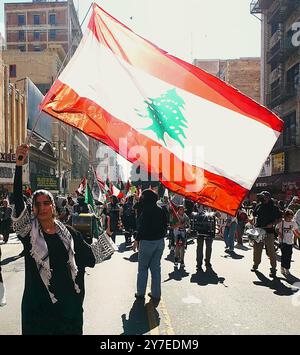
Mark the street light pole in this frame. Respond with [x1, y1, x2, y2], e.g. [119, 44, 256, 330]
[58, 140, 61, 194]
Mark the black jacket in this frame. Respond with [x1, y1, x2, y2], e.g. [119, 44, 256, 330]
[136, 205, 168, 241]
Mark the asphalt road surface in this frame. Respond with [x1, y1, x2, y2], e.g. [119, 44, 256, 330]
[1, 233, 300, 335]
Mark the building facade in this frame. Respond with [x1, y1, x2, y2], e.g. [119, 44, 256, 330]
[0, 58, 29, 196]
[251, 0, 300, 201]
[3, 0, 90, 195]
[193, 58, 261, 102]
[5, 0, 81, 56]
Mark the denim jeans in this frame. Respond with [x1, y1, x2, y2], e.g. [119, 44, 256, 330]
[224, 223, 237, 251]
[137, 239, 165, 299]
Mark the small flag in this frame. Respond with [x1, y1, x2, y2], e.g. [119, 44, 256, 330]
[76, 177, 86, 196]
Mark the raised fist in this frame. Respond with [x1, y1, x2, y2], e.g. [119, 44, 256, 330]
[16, 144, 30, 166]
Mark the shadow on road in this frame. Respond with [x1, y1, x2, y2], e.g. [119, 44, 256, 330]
[121, 299, 160, 335]
[123, 252, 138, 263]
[222, 251, 244, 260]
[164, 250, 174, 263]
[190, 268, 227, 287]
[253, 271, 297, 296]
[163, 267, 190, 282]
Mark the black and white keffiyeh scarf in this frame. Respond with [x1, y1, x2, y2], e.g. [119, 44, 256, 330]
[12, 206, 117, 303]
[30, 218, 80, 303]
[12, 207, 80, 304]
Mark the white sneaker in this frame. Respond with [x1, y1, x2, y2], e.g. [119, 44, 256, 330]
[0, 282, 6, 306]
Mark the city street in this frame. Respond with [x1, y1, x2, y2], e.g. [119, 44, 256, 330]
[1, 233, 300, 335]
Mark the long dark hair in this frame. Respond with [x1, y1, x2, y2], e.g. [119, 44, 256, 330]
[140, 189, 158, 212]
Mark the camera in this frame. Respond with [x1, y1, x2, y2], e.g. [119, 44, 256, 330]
[190, 211, 216, 238]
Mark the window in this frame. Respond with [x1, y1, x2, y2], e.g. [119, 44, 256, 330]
[49, 29, 56, 40]
[18, 30, 25, 41]
[19, 45, 25, 52]
[49, 13, 56, 25]
[34, 15, 40, 25]
[34, 31, 40, 41]
[18, 14, 25, 26]
[283, 111, 296, 146]
[33, 46, 41, 52]
[287, 63, 300, 89]
[9, 65, 16, 78]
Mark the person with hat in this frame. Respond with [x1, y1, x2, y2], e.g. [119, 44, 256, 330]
[252, 191, 282, 278]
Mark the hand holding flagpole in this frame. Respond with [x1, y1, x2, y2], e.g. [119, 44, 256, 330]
[16, 144, 30, 166]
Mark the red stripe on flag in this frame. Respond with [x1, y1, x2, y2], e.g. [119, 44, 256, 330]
[41, 80, 248, 215]
[87, 4, 283, 133]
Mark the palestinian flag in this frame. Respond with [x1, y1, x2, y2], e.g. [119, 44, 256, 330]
[40, 3, 283, 215]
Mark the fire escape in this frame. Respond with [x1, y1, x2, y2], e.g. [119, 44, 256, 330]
[251, 0, 300, 109]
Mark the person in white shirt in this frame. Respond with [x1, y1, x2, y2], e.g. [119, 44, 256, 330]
[276, 209, 300, 276]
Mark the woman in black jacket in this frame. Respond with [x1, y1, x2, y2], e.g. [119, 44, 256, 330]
[12, 144, 113, 335]
[133, 189, 167, 303]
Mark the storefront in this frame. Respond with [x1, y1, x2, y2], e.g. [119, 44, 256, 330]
[0, 152, 29, 198]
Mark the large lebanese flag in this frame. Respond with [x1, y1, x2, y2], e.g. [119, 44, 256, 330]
[41, 3, 283, 215]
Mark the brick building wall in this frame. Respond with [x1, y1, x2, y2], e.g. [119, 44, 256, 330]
[193, 58, 261, 102]
[2, 47, 63, 93]
[225, 58, 261, 103]
[5, 1, 81, 55]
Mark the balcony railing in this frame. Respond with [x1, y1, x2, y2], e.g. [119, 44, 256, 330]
[267, 81, 297, 108]
[267, 40, 284, 63]
[269, 29, 283, 49]
[268, 0, 300, 24]
[250, 0, 273, 14]
[270, 65, 283, 83]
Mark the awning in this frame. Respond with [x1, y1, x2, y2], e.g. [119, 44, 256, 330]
[253, 172, 300, 192]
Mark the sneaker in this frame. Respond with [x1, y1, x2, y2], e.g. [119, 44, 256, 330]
[251, 265, 258, 272]
[174, 262, 178, 268]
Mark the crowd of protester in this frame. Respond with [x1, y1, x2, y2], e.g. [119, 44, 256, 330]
[1, 144, 300, 333]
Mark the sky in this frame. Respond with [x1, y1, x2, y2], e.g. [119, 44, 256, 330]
[0, 0, 261, 61]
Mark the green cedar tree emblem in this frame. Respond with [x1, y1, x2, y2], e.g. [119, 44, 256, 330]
[136, 89, 188, 148]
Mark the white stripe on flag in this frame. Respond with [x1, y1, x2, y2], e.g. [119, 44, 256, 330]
[59, 29, 279, 190]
